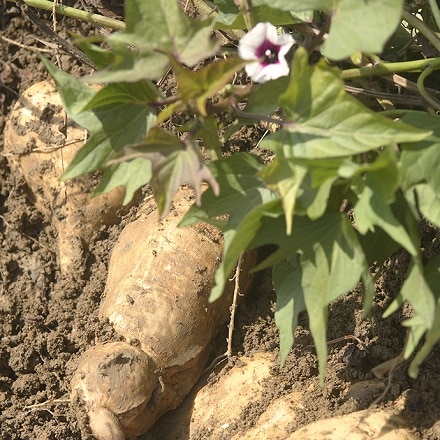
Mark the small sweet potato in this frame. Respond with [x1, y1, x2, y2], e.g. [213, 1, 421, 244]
[71, 188, 257, 439]
[4, 80, 135, 275]
[287, 408, 416, 440]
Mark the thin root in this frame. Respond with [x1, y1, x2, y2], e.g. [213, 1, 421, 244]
[203, 254, 244, 375]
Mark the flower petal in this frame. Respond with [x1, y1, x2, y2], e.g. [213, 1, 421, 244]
[238, 22, 269, 60]
[238, 42, 259, 60]
[264, 22, 280, 45]
[238, 22, 295, 83]
[245, 61, 264, 81]
[278, 38, 294, 58]
[277, 34, 295, 49]
[247, 60, 290, 83]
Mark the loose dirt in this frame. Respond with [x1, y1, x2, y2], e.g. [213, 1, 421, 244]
[1, 3, 440, 440]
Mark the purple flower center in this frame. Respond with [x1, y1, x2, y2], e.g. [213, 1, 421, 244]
[255, 41, 281, 66]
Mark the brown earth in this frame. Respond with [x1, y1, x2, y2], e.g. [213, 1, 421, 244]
[1, 3, 440, 440]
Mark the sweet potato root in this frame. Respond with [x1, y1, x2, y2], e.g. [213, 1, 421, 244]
[150, 352, 276, 439]
[287, 408, 416, 440]
[71, 188, 257, 439]
[4, 80, 135, 275]
[152, 353, 416, 440]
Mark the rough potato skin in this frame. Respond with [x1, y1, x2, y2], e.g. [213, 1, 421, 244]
[4, 80, 133, 275]
[71, 188, 256, 439]
[101, 191, 229, 368]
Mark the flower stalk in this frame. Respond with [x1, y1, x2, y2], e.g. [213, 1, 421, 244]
[428, 0, 440, 33]
[341, 57, 440, 80]
[236, 0, 256, 30]
[6, 0, 125, 30]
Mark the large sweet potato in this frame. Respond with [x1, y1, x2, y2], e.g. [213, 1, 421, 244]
[71, 188, 256, 439]
[4, 80, 135, 275]
[151, 353, 416, 440]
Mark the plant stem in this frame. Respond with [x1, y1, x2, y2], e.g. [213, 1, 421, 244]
[191, 0, 245, 40]
[402, 9, 440, 54]
[417, 63, 440, 111]
[341, 57, 440, 80]
[236, 0, 256, 30]
[428, 0, 440, 32]
[230, 100, 285, 126]
[6, 0, 125, 30]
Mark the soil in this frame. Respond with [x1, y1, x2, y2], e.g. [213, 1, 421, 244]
[1, 3, 440, 440]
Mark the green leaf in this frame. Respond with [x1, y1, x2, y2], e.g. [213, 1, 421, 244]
[86, 51, 172, 84]
[413, 184, 440, 228]
[408, 255, 440, 378]
[181, 153, 277, 301]
[249, 213, 339, 268]
[170, 57, 246, 116]
[40, 57, 98, 129]
[93, 159, 152, 205]
[321, 0, 404, 60]
[214, 0, 300, 29]
[41, 57, 157, 179]
[260, 154, 343, 224]
[361, 268, 376, 318]
[195, 116, 222, 160]
[338, 149, 399, 180]
[295, 158, 343, 219]
[82, 80, 162, 110]
[252, 0, 337, 12]
[400, 112, 440, 191]
[261, 48, 430, 159]
[301, 178, 335, 220]
[353, 180, 417, 256]
[125, 0, 218, 66]
[75, 36, 114, 69]
[400, 112, 440, 277]
[251, 212, 366, 378]
[268, 215, 365, 296]
[384, 260, 435, 325]
[181, 153, 270, 229]
[259, 156, 307, 234]
[302, 216, 366, 378]
[88, 0, 219, 82]
[352, 149, 418, 256]
[357, 227, 401, 267]
[109, 128, 219, 217]
[245, 76, 289, 116]
[392, 261, 436, 364]
[64, 105, 156, 180]
[209, 199, 279, 301]
[409, 302, 440, 378]
[273, 258, 306, 364]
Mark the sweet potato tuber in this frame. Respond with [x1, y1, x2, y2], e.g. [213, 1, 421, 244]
[152, 354, 416, 440]
[150, 352, 276, 439]
[287, 408, 416, 440]
[4, 80, 134, 275]
[71, 188, 256, 439]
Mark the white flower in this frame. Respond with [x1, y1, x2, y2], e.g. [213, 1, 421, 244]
[238, 22, 295, 83]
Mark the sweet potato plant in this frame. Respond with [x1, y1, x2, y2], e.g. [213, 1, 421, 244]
[33, 0, 440, 379]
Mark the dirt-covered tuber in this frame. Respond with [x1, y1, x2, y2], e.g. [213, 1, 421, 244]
[4, 80, 134, 275]
[71, 188, 256, 439]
